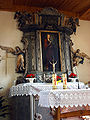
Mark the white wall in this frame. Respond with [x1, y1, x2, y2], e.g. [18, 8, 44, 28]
[71, 20, 90, 83]
[0, 11, 23, 95]
[0, 11, 90, 95]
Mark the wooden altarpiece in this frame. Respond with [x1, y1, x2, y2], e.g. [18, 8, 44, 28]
[14, 7, 77, 80]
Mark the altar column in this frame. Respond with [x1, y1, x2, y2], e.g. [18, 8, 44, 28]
[63, 33, 72, 72]
[60, 32, 66, 72]
[22, 32, 36, 73]
[36, 30, 43, 72]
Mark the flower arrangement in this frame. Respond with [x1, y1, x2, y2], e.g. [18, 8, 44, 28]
[69, 73, 77, 78]
[57, 76, 62, 81]
[26, 74, 35, 78]
[56, 75, 62, 84]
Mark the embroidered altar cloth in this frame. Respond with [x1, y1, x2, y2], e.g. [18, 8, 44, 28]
[10, 82, 85, 96]
[10, 83, 90, 108]
[39, 89, 90, 108]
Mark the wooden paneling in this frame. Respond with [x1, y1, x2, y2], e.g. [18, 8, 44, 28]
[0, 0, 90, 21]
[80, 8, 90, 21]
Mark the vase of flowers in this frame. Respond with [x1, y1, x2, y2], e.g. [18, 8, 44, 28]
[25, 74, 36, 83]
[69, 73, 77, 82]
[56, 75, 62, 84]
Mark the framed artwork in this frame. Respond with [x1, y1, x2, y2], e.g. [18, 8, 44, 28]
[40, 31, 62, 72]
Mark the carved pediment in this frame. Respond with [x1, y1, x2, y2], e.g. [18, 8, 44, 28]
[38, 7, 61, 16]
[14, 7, 79, 34]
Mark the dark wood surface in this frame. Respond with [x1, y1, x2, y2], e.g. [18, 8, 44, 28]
[54, 106, 90, 120]
[0, 0, 90, 21]
[10, 96, 30, 120]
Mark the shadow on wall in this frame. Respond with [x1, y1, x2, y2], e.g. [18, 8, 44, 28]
[0, 75, 13, 96]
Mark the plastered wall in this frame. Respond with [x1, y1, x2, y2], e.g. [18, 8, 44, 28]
[0, 11, 90, 95]
[0, 11, 23, 95]
[71, 20, 90, 84]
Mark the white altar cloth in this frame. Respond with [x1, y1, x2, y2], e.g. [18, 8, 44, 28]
[38, 89, 90, 108]
[10, 82, 85, 97]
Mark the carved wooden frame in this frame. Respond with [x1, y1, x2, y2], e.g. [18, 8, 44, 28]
[39, 30, 62, 72]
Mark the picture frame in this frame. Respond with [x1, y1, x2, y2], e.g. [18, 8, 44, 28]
[39, 30, 62, 72]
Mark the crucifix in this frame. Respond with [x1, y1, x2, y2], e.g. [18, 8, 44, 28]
[49, 59, 57, 73]
[49, 58, 57, 89]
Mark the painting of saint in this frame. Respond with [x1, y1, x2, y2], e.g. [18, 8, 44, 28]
[41, 32, 61, 72]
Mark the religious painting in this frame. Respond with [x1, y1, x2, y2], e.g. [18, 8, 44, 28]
[41, 31, 61, 72]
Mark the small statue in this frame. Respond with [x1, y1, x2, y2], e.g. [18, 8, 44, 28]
[14, 11, 33, 28]
[49, 59, 57, 73]
[0, 45, 25, 73]
[65, 17, 80, 34]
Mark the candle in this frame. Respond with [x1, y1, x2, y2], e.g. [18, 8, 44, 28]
[63, 74, 67, 89]
[52, 73, 57, 89]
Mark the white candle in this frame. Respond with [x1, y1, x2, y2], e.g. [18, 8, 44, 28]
[63, 74, 67, 89]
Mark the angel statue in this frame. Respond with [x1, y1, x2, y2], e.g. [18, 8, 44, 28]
[72, 48, 90, 67]
[0, 45, 25, 73]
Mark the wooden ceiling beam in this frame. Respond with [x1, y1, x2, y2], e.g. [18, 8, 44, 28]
[0, 0, 89, 21]
[58, 9, 79, 18]
[0, 5, 43, 13]
[79, 5, 90, 16]
[0, 4, 79, 18]
[80, 8, 90, 21]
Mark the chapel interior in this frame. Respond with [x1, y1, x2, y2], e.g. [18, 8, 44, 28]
[0, 0, 90, 120]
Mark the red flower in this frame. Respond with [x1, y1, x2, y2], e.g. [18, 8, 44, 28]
[26, 74, 35, 78]
[69, 73, 77, 78]
[57, 76, 62, 81]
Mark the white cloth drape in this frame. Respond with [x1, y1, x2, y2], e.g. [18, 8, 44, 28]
[10, 82, 85, 97]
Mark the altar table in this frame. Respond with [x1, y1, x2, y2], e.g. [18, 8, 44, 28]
[10, 83, 90, 120]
